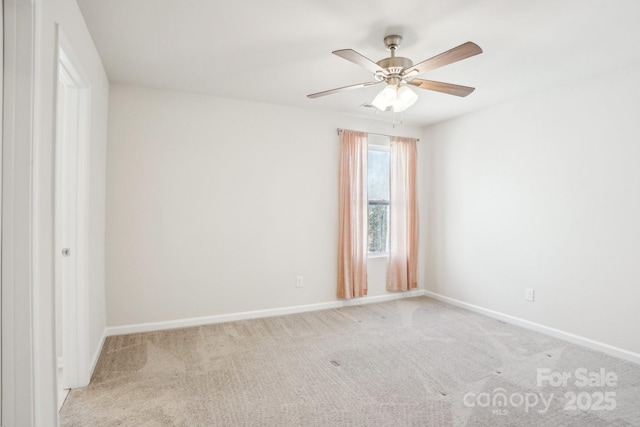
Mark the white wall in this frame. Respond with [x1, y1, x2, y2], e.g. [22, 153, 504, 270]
[106, 84, 426, 327]
[426, 61, 640, 355]
[31, 0, 109, 423]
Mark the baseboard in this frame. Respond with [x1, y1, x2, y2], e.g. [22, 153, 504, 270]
[106, 289, 426, 337]
[89, 328, 107, 379]
[423, 290, 640, 365]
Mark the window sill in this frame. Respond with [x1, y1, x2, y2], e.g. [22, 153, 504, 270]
[368, 253, 389, 259]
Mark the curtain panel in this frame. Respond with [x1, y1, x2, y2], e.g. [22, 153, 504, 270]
[337, 130, 369, 298]
[387, 136, 419, 291]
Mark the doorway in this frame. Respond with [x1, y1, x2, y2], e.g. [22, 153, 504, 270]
[55, 29, 92, 410]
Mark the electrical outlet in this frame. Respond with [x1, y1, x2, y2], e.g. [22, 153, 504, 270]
[296, 276, 303, 288]
[525, 288, 535, 302]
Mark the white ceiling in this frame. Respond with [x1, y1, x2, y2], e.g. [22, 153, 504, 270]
[77, 0, 640, 127]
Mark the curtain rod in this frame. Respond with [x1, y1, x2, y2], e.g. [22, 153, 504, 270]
[336, 128, 419, 142]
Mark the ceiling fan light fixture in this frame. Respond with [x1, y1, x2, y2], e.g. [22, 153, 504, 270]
[392, 86, 418, 112]
[372, 84, 417, 113]
[371, 84, 397, 111]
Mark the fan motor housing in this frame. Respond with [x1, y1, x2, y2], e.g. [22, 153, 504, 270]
[377, 56, 413, 75]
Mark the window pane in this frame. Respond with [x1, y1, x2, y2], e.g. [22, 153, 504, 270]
[368, 145, 389, 254]
[368, 150, 389, 201]
[368, 203, 389, 253]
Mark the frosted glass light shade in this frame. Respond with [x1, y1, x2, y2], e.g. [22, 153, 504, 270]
[372, 84, 418, 112]
[371, 84, 397, 111]
[392, 86, 418, 112]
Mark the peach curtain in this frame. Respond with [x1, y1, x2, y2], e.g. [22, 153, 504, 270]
[338, 130, 368, 298]
[387, 137, 419, 291]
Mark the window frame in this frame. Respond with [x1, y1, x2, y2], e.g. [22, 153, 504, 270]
[367, 140, 390, 256]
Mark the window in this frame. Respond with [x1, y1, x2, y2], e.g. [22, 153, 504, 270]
[368, 137, 390, 254]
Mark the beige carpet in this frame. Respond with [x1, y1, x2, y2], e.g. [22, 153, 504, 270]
[60, 297, 640, 426]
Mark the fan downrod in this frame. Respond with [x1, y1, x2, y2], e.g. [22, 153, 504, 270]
[378, 35, 412, 74]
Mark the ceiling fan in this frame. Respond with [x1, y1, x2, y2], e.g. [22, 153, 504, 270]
[307, 35, 482, 113]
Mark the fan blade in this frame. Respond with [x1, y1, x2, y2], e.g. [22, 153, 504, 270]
[405, 41, 482, 76]
[332, 49, 387, 75]
[307, 81, 381, 99]
[407, 79, 475, 97]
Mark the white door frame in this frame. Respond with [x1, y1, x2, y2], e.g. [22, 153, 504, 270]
[0, 2, 4, 422]
[55, 28, 92, 390]
[2, 0, 37, 426]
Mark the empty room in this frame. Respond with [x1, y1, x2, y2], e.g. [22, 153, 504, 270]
[3, 0, 640, 426]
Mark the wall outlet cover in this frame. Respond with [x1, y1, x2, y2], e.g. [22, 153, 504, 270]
[525, 288, 535, 302]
